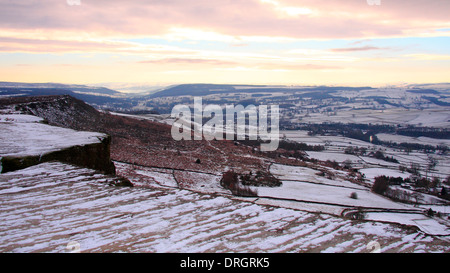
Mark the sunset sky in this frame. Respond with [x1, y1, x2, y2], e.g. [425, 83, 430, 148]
[0, 0, 449, 87]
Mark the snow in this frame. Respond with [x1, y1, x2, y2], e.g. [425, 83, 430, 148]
[297, 107, 450, 128]
[116, 162, 227, 194]
[306, 151, 361, 163]
[255, 197, 347, 215]
[377, 133, 450, 147]
[257, 180, 408, 210]
[0, 114, 107, 158]
[360, 167, 411, 181]
[0, 114, 44, 123]
[264, 163, 450, 235]
[270, 163, 364, 189]
[366, 213, 450, 236]
[281, 130, 375, 147]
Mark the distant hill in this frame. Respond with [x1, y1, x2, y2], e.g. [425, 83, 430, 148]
[2, 82, 448, 115]
[150, 84, 239, 97]
[150, 83, 374, 98]
[0, 82, 121, 96]
[0, 82, 138, 110]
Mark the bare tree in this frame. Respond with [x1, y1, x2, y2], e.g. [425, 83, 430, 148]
[408, 162, 421, 178]
[411, 192, 423, 206]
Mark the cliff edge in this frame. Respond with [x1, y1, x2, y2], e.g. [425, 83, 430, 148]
[0, 113, 115, 175]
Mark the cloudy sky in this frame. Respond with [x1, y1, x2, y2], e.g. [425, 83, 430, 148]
[0, 0, 449, 86]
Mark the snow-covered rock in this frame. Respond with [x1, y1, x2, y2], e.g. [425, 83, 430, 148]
[0, 114, 115, 174]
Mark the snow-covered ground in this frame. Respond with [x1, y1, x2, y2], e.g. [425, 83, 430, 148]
[1, 162, 448, 253]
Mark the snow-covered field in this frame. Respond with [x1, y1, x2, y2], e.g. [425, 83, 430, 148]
[117, 162, 450, 236]
[377, 133, 450, 147]
[296, 107, 450, 128]
[282, 129, 449, 178]
[323, 110, 444, 127]
[281, 130, 375, 148]
[277, 126, 450, 235]
[359, 168, 411, 181]
[0, 162, 448, 253]
[306, 151, 362, 163]
[261, 164, 449, 234]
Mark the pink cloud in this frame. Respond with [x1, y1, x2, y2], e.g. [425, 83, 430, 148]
[138, 58, 237, 66]
[257, 62, 341, 70]
[0, 0, 448, 41]
[330, 46, 390, 52]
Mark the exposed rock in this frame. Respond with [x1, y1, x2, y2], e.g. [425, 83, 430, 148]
[0, 135, 115, 175]
[0, 95, 102, 132]
[0, 113, 115, 175]
[0, 96, 117, 175]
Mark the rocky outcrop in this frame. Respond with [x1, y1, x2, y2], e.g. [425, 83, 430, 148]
[0, 134, 115, 175]
[0, 95, 103, 132]
[0, 96, 117, 175]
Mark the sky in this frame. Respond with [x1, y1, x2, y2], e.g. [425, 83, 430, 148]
[0, 0, 449, 87]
